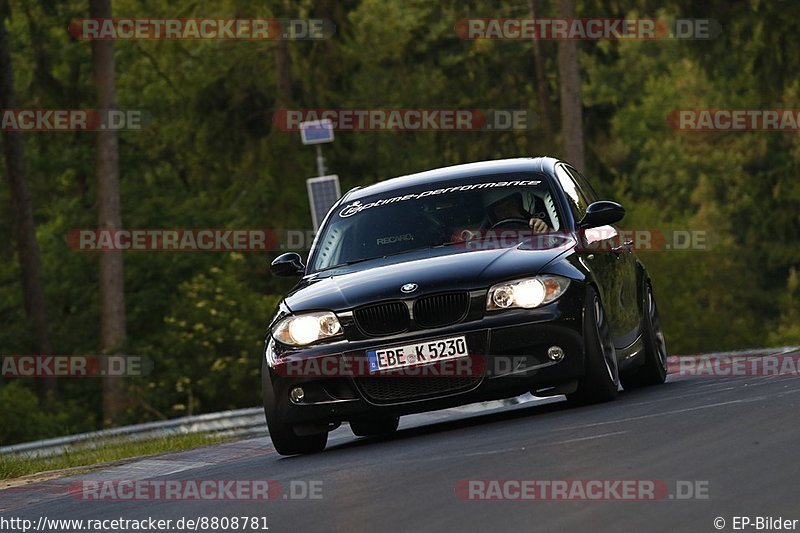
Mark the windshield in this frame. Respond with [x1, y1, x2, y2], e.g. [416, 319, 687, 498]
[309, 173, 562, 272]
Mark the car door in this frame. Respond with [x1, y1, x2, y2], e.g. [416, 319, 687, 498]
[553, 164, 617, 328]
[564, 165, 640, 348]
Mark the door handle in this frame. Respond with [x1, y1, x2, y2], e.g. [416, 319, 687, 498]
[611, 240, 633, 255]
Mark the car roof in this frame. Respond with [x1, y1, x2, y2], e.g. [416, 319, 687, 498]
[343, 157, 561, 201]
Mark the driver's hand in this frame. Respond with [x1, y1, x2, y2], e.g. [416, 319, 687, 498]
[529, 217, 548, 233]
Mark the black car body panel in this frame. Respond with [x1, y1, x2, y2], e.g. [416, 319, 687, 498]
[284, 240, 574, 312]
[263, 157, 655, 434]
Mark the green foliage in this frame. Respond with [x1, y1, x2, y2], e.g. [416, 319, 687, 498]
[0, 382, 95, 444]
[768, 268, 800, 347]
[1, 0, 799, 443]
[130, 253, 281, 421]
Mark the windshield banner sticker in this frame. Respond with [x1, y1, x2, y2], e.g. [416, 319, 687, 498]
[338, 180, 541, 218]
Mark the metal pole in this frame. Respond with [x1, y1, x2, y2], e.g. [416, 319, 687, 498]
[315, 144, 326, 177]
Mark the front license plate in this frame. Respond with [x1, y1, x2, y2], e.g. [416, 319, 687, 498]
[367, 336, 469, 373]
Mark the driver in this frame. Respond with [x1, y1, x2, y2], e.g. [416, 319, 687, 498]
[486, 192, 550, 233]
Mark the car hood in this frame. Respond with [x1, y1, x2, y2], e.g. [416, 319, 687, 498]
[284, 235, 574, 312]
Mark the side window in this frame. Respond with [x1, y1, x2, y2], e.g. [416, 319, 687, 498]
[565, 165, 600, 204]
[555, 164, 590, 224]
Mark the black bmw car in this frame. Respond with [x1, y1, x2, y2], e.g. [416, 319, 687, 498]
[263, 157, 667, 455]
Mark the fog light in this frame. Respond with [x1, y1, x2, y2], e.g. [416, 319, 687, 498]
[290, 387, 305, 403]
[547, 346, 565, 361]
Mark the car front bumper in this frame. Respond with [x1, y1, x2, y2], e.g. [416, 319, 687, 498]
[262, 283, 587, 427]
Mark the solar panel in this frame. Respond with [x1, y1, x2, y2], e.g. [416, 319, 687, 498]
[300, 119, 334, 145]
[306, 175, 341, 230]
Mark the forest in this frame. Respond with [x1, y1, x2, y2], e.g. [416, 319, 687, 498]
[1, 0, 798, 444]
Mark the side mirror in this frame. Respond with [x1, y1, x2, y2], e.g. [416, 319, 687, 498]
[578, 201, 625, 229]
[270, 252, 305, 277]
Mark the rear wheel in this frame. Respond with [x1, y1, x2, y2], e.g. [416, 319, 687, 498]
[621, 281, 668, 389]
[262, 363, 328, 456]
[567, 287, 619, 404]
[350, 416, 400, 437]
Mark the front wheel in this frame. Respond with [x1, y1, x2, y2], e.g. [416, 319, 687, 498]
[262, 362, 328, 456]
[567, 287, 619, 404]
[621, 281, 668, 389]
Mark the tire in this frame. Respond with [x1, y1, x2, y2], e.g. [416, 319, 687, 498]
[567, 287, 619, 404]
[621, 281, 668, 389]
[262, 362, 328, 456]
[350, 416, 400, 437]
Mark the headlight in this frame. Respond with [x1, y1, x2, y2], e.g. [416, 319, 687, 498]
[272, 311, 343, 346]
[486, 276, 570, 310]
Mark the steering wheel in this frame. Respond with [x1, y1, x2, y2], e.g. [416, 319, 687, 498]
[489, 217, 530, 230]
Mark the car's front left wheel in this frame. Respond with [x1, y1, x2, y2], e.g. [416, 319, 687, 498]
[567, 287, 619, 404]
[262, 362, 328, 456]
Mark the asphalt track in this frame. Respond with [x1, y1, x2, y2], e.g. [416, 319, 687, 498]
[3, 350, 800, 533]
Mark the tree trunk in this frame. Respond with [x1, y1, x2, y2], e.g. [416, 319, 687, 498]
[528, 0, 554, 143]
[275, 39, 293, 106]
[0, 6, 55, 396]
[556, 0, 585, 170]
[273, 0, 294, 106]
[89, 0, 126, 426]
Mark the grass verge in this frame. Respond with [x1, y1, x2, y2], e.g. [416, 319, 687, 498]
[0, 433, 230, 481]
